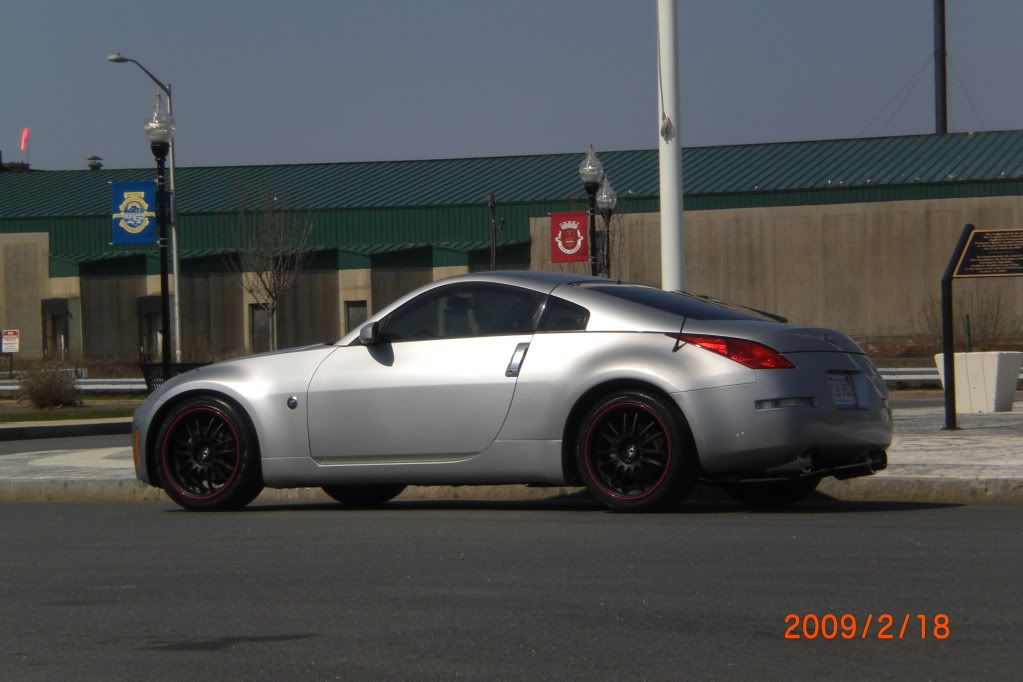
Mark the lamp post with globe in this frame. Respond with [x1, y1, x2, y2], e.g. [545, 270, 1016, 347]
[596, 174, 618, 277]
[144, 96, 174, 380]
[578, 145, 604, 276]
[107, 53, 183, 363]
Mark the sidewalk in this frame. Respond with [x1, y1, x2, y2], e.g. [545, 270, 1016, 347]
[0, 403, 1020, 504]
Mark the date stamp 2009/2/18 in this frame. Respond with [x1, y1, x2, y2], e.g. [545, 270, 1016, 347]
[784, 613, 951, 640]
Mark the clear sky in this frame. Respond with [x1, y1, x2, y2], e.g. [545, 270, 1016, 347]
[3, 0, 1021, 171]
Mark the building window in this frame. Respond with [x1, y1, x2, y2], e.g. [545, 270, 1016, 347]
[41, 299, 71, 360]
[250, 304, 271, 353]
[345, 300, 368, 333]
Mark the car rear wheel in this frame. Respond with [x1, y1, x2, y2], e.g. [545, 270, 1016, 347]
[723, 477, 820, 507]
[156, 396, 263, 511]
[576, 390, 694, 512]
[321, 484, 407, 506]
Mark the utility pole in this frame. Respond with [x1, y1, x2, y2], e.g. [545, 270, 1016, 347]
[657, 0, 685, 291]
[934, 0, 948, 134]
[486, 192, 498, 270]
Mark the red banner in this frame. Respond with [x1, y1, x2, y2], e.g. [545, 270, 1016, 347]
[550, 211, 589, 263]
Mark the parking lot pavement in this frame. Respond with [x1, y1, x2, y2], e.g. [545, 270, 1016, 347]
[0, 402, 1021, 504]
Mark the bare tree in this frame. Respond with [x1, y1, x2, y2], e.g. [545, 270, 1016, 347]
[225, 192, 315, 351]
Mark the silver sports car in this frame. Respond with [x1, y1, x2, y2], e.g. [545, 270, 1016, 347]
[133, 271, 892, 512]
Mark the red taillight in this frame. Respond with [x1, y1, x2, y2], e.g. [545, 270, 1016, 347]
[670, 333, 794, 369]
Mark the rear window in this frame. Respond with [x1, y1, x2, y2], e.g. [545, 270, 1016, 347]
[587, 285, 775, 321]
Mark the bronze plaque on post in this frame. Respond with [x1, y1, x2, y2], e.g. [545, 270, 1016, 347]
[953, 228, 1023, 278]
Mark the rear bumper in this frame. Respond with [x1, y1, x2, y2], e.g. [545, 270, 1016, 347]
[672, 353, 893, 479]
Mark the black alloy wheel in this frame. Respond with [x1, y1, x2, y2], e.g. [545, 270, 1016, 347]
[576, 390, 694, 511]
[156, 396, 263, 511]
[722, 477, 820, 508]
[321, 484, 408, 507]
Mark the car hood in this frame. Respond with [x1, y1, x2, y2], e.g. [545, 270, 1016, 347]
[149, 343, 338, 399]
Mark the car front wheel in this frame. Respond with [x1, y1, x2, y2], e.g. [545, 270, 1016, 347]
[155, 396, 263, 511]
[576, 390, 695, 512]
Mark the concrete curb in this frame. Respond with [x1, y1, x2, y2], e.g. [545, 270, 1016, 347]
[3, 477, 1022, 505]
[818, 476, 1023, 505]
[0, 480, 584, 505]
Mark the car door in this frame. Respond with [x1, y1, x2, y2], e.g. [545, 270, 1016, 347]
[306, 282, 544, 462]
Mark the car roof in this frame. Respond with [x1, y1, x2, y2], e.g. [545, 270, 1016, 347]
[437, 270, 605, 291]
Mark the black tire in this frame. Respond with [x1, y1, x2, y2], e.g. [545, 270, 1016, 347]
[321, 484, 407, 507]
[575, 390, 695, 511]
[155, 396, 263, 511]
[723, 477, 820, 508]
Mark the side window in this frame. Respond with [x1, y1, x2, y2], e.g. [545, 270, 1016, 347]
[537, 296, 590, 332]
[385, 283, 544, 341]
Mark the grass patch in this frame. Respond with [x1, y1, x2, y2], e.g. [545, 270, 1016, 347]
[0, 399, 140, 423]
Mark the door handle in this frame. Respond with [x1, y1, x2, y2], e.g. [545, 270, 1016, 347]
[505, 342, 530, 377]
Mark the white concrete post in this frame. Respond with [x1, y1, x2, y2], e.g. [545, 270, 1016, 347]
[657, 0, 685, 291]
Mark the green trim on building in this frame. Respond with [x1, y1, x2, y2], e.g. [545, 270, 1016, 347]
[5, 130, 1023, 276]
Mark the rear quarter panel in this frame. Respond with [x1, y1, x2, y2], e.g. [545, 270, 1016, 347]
[498, 331, 755, 441]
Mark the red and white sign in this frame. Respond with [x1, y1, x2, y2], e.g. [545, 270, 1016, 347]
[550, 211, 589, 263]
[2, 329, 20, 353]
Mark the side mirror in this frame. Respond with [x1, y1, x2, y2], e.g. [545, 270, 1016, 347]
[359, 321, 382, 345]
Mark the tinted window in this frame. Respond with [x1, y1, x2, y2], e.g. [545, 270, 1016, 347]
[537, 296, 590, 332]
[588, 285, 772, 321]
[385, 283, 544, 341]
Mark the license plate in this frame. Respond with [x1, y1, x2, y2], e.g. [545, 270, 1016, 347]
[828, 374, 857, 406]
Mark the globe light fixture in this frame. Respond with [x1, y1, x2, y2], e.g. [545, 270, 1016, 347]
[144, 98, 175, 147]
[578, 144, 604, 187]
[578, 144, 605, 276]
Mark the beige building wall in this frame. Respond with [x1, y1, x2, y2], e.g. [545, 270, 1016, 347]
[340, 269, 372, 312]
[432, 265, 470, 280]
[531, 195, 1023, 355]
[47, 276, 80, 299]
[0, 233, 50, 360]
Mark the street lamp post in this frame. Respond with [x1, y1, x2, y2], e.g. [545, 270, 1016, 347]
[578, 144, 604, 277]
[144, 97, 175, 381]
[107, 53, 183, 363]
[596, 174, 618, 277]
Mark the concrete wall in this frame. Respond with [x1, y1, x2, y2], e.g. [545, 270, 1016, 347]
[13, 193, 1021, 363]
[432, 265, 469, 280]
[340, 268, 372, 315]
[79, 265, 146, 361]
[180, 271, 244, 360]
[531, 196, 1023, 355]
[371, 249, 432, 311]
[277, 269, 341, 348]
[0, 233, 49, 360]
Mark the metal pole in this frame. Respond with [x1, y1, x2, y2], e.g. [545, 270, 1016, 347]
[486, 193, 497, 270]
[602, 211, 614, 278]
[657, 0, 685, 291]
[934, 0, 948, 134]
[154, 146, 172, 381]
[940, 223, 974, 430]
[585, 186, 598, 276]
[166, 85, 183, 362]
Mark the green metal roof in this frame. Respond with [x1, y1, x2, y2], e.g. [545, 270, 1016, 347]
[4, 130, 1023, 218]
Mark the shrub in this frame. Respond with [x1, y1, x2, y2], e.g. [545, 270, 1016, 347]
[17, 366, 82, 409]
